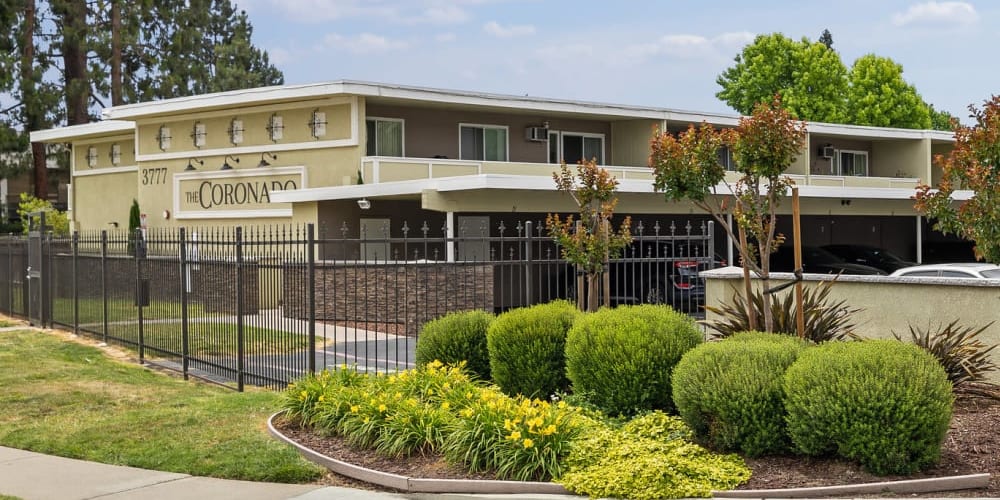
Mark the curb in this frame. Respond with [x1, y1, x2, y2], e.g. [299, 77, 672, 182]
[713, 473, 991, 498]
[267, 412, 573, 495]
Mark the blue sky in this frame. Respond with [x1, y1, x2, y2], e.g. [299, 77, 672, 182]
[234, 0, 997, 121]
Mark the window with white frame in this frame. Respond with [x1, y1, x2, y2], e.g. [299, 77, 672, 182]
[547, 131, 604, 164]
[366, 118, 404, 157]
[834, 150, 868, 177]
[460, 124, 508, 161]
[717, 146, 735, 171]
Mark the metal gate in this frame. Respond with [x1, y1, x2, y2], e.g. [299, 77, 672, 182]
[26, 212, 46, 327]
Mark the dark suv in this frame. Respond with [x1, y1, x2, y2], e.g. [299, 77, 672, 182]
[770, 245, 886, 275]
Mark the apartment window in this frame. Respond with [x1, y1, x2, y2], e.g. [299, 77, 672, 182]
[460, 124, 508, 161]
[834, 150, 868, 176]
[717, 146, 735, 171]
[366, 118, 404, 157]
[548, 131, 604, 164]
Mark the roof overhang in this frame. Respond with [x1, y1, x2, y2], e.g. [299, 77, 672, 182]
[30, 120, 135, 143]
[271, 174, 973, 204]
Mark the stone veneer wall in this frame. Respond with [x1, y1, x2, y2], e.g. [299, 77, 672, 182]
[284, 262, 495, 335]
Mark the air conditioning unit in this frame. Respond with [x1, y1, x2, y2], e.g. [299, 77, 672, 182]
[820, 146, 835, 159]
[525, 126, 549, 142]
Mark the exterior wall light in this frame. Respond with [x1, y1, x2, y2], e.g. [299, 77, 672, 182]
[157, 125, 172, 151]
[221, 154, 239, 170]
[228, 118, 244, 145]
[357, 198, 371, 210]
[86, 146, 98, 168]
[191, 121, 207, 148]
[257, 152, 277, 168]
[110, 143, 121, 166]
[309, 109, 327, 139]
[185, 158, 203, 171]
[267, 113, 284, 142]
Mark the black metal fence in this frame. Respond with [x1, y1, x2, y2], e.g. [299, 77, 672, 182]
[0, 219, 715, 390]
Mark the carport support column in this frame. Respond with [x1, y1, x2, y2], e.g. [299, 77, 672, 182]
[446, 211, 455, 262]
[916, 215, 923, 263]
[727, 213, 734, 266]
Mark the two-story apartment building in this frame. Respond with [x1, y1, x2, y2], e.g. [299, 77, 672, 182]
[30, 80, 962, 264]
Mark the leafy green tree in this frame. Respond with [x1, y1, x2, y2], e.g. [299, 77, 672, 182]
[547, 159, 633, 312]
[914, 96, 1000, 263]
[17, 192, 69, 235]
[651, 96, 807, 331]
[928, 103, 958, 131]
[845, 54, 931, 129]
[818, 29, 833, 49]
[716, 33, 847, 123]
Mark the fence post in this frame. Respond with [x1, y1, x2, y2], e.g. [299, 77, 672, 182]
[236, 226, 245, 392]
[307, 223, 316, 375]
[101, 230, 108, 344]
[7, 236, 12, 314]
[72, 231, 79, 336]
[524, 220, 533, 305]
[179, 228, 189, 380]
[135, 228, 144, 364]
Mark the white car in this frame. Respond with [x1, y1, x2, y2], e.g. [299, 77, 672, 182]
[889, 263, 1000, 279]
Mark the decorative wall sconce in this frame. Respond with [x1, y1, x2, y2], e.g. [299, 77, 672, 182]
[266, 113, 284, 142]
[110, 143, 121, 166]
[228, 118, 244, 145]
[357, 198, 371, 210]
[309, 109, 327, 139]
[86, 146, 98, 168]
[257, 152, 277, 168]
[191, 121, 207, 148]
[157, 125, 172, 151]
[220, 154, 239, 170]
[185, 158, 204, 171]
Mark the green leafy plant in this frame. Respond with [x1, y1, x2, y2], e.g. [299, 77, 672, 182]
[416, 310, 494, 381]
[487, 300, 579, 398]
[128, 199, 141, 255]
[565, 304, 702, 416]
[557, 412, 750, 499]
[893, 320, 998, 386]
[17, 192, 69, 236]
[672, 332, 807, 456]
[701, 279, 860, 342]
[783, 340, 953, 475]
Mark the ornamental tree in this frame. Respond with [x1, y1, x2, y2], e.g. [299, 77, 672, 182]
[650, 96, 807, 331]
[914, 96, 1000, 263]
[547, 159, 632, 312]
[845, 54, 931, 129]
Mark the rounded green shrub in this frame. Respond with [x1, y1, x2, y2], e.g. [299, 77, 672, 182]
[416, 310, 494, 381]
[565, 304, 702, 416]
[672, 331, 807, 456]
[487, 300, 580, 398]
[783, 340, 953, 475]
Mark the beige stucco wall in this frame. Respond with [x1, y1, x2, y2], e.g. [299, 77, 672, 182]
[870, 138, 929, 180]
[73, 134, 136, 171]
[610, 120, 658, 167]
[704, 269, 1000, 383]
[931, 143, 953, 186]
[72, 172, 138, 230]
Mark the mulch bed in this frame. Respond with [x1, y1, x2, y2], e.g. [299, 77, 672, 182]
[280, 389, 999, 496]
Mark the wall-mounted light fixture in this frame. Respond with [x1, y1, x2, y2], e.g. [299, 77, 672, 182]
[86, 146, 98, 168]
[228, 118, 244, 145]
[157, 125, 172, 151]
[266, 113, 284, 142]
[185, 158, 204, 171]
[357, 198, 371, 210]
[221, 154, 239, 170]
[110, 143, 121, 166]
[308, 109, 327, 139]
[257, 152, 277, 168]
[191, 121, 207, 148]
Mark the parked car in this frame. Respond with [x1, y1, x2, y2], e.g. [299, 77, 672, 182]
[821, 244, 915, 274]
[889, 263, 1000, 279]
[770, 245, 886, 275]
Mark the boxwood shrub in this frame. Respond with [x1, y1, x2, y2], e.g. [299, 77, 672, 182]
[416, 309, 494, 381]
[783, 340, 953, 475]
[672, 332, 807, 456]
[565, 304, 702, 416]
[487, 300, 580, 398]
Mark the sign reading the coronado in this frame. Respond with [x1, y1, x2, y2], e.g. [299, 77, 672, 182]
[174, 167, 304, 218]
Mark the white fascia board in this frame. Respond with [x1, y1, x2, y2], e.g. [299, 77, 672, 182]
[30, 120, 135, 143]
[807, 122, 954, 141]
[794, 185, 972, 201]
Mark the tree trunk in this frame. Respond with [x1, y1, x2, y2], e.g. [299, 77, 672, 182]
[60, 0, 90, 125]
[22, 0, 47, 199]
[110, 0, 122, 105]
[586, 273, 600, 312]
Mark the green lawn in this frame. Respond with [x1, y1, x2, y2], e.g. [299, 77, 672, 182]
[0, 328, 324, 483]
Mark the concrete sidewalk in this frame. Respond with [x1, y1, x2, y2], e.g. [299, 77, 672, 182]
[0, 446, 405, 500]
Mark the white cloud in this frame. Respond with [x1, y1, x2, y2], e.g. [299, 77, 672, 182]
[892, 2, 979, 27]
[267, 47, 292, 66]
[321, 33, 409, 53]
[245, 0, 487, 24]
[435, 33, 458, 42]
[484, 21, 536, 37]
